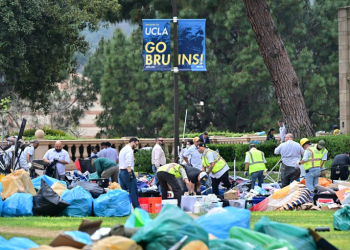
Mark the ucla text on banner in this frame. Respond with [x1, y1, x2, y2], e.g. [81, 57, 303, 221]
[143, 19, 171, 71]
[178, 19, 206, 71]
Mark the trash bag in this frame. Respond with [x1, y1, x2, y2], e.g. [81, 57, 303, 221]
[60, 186, 93, 217]
[125, 208, 153, 228]
[0, 169, 36, 199]
[32, 175, 67, 191]
[0, 237, 39, 250]
[89, 172, 99, 180]
[33, 179, 70, 216]
[209, 239, 261, 250]
[29, 167, 39, 179]
[64, 231, 93, 245]
[91, 236, 142, 250]
[51, 182, 67, 196]
[94, 189, 131, 217]
[334, 205, 350, 231]
[254, 216, 316, 249]
[131, 204, 208, 250]
[195, 207, 250, 239]
[2, 193, 33, 217]
[70, 181, 104, 198]
[229, 227, 297, 250]
[44, 161, 59, 179]
[233, 180, 252, 193]
[181, 240, 208, 250]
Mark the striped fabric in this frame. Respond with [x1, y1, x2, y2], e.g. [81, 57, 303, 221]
[250, 181, 313, 212]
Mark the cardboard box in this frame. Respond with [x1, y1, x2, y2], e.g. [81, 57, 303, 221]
[50, 234, 86, 249]
[320, 206, 339, 211]
[224, 189, 238, 200]
[329, 182, 350, 189]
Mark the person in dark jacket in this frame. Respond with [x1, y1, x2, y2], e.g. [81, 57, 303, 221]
[330, 152, 350, 181]
[266, 128, 276, 141]
[199, 131, 210, 144]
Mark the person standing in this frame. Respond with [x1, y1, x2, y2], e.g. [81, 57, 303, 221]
[199, 131, 210, 144]
[97, 142, 107, 157]
[297, 138, 321, 192]
[23, 140, 40, 168]
[266, 128, 276, 141]
[330, 152, 350, 181]
[179, 140, 192, 165]
[183, 137, 202, 170]
[244, 144, 267, 187]
[278, 120, 286, 142]
[118, 137, 140, 209]
[102, 142, 119, 164]
[91, 157, 119, 183]
[157, 163, 191, 206]
[43, 141, 70, 180]
[315, 140, 328, 178]
[274, 133, 304, 188]
[198, 142, 231, 195]
[151, 137, 166, 188]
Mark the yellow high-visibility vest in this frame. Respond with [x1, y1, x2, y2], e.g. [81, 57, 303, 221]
[304, 144, 323, 170]
[157, 163, 182, 179]
[246, 149, 266, 174]
[202, 149, 227, 174]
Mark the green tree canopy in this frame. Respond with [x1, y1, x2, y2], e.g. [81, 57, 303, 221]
[0, 0, 120, 109]
[85, 0, 344, 137]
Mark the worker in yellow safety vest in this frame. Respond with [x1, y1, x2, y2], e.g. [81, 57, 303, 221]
[296, 138, 321, 192]
[244, 144, 267, 188]
[197, 142, 231, 195]
[157, 163, 191, 206]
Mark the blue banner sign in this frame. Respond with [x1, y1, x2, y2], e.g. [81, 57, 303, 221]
[178, 19, 206, 71]
[143, 19, 171, 71]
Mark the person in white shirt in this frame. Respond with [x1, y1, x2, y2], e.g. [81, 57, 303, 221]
[91, 146, 98, 157]
[278, 120, 286, 142]
[183, 137, 202, 170]
[274, 133, 304, 187]
[43, 141, 70, 180]
[23, 140, 39, 168]
[179, 140, 192, 165]
[151, 137, 166, 189]
[101, 142, 119, 164]
[97, 142, 107, 157]
[118, 137, 140, 208]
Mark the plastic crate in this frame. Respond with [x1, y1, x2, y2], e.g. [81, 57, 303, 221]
[138, 197, 162, 213]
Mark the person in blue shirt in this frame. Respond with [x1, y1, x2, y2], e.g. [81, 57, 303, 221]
[199, 131, 210, 144]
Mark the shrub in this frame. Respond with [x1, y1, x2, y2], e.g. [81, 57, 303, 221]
[207, 140, 279, 163]
[227, 156, 281, 171]
[134, 149, 153, 173]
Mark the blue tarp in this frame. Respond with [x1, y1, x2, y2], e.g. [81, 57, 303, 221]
[195, 207, 251, 239]
[0, 237, 38, 250]
[2, 193, 33, 217]
[64, 231, 93, 245]
[60, 186, 93, 217]
[32, 175, 67, 190]
[94, 189, 131, 217]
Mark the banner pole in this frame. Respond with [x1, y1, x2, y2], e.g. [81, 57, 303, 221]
[172, 0, 179, 161]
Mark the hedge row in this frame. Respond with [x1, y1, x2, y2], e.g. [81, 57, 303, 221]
[207, 141, 279, 162]
[210, 135, 350, 162]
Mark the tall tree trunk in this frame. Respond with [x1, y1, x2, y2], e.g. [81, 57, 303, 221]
[243, 0, 314, 138]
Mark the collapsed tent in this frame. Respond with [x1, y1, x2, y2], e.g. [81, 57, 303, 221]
[250, 181, 312, 211]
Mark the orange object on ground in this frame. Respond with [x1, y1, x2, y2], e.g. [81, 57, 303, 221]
[1, 169, 36, 199]
[138, 197, 162, 213]
[300, 177, 332, 188]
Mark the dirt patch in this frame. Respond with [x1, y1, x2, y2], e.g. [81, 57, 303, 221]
[0, 226, 59, 238]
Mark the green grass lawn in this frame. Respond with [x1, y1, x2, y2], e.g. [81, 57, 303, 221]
[0, 211, 348, 249]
